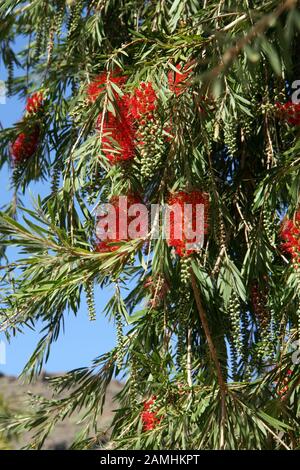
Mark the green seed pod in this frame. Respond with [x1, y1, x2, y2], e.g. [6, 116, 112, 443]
[85, 279, 96, 321]
[224, 118, 238, 157]
[227, 293, 242, 354]
[115, 309, 124, 368]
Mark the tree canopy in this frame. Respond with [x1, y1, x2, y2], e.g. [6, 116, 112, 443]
[1, 0, 300, 450]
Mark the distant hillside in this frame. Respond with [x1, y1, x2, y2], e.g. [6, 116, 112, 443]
[0, 372, 122, 449]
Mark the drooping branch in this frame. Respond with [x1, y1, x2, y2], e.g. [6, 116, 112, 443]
[190, 270, 227, 449]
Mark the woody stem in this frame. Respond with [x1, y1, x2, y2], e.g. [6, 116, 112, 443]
[190, 270, 227, 449]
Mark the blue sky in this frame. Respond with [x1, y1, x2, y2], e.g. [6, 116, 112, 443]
[0, 66, 116, 377]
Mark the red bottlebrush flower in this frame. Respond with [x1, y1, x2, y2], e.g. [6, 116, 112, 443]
[166, 190, 209, 257]
[88, 70, 135, 164]
[26, 92, 44, 114]
[168, 63, 192, 96]
[141, 396, 160, 431]
[275, 101, 300, 126]
[10, 126, 40, 164]
[96, 91, 136, 164]
[98, 112, 135, 164]
[87, 71, 127, 103]
[95, 240, 118, 253]
[95, 194, 142, 253]
[128, 82, 158, 120]
[109, 193, 142, 237]
[280, 212, 300, 264]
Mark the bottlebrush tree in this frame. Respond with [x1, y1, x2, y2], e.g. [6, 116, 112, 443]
[0, 0, 300, 450]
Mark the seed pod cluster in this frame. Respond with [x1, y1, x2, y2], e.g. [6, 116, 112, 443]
[180, 256, 192, 285]
[85, 279, 96, 321]
[228, 293, 242, 354]
[250, 281, 271, 329]
[128, 82, 164, 180]
[224, 118, 238, 157]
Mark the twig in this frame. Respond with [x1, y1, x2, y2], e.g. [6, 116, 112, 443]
[187, 327, 193, 388]
[265, 113, 275, 169]
[211, 245, 226, 276]
[259, 420, 291, 450]
[235, 200, 250, 247]
[220, 13, 248, 32]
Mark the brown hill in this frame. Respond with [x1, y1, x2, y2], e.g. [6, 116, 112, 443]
[0, 372, 122, 449]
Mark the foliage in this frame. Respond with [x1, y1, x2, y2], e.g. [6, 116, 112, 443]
[0, 0, 300, 450]
[0, 394, 17, 449]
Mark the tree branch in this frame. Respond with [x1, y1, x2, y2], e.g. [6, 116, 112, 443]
[190, 270, 227, 449]
[203, 0, 297, 84]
